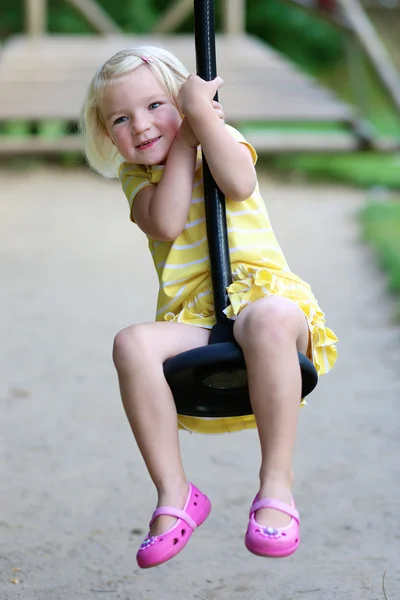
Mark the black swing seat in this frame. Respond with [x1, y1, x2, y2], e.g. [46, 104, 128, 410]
[163, 333, 318, 419]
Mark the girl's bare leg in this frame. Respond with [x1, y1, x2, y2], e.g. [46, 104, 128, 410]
[233, 296, 309, 529]
[113, 322, 210, 537]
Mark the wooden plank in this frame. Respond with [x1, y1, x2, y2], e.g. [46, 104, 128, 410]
[0, 136, 82, 155]
[0, 81, 353, 121]
[0, 67, 350, 105]
[0, 33, 357, 135]
[0, 80, 346, 112]
[0, 33, 317, 70]
[0, 98, 353, 123]
[0, 65, 337, 91]
[0, 34, 344, 98]
[243, 131, 362, 152]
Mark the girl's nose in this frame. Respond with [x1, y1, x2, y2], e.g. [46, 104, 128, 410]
[131, 113, 151, 134]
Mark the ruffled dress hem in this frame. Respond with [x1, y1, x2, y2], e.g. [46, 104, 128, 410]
[161, 264, 337, 434]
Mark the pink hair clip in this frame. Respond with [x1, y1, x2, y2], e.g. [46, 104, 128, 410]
[140, 55, 154, 64]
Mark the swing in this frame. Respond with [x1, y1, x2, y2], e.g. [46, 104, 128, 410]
[163, 0, 318, 419]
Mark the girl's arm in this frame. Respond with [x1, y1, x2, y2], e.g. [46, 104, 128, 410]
[133, 101, 225, 241]
[133, 123, 197, 242]
[179, 76, 256, 202]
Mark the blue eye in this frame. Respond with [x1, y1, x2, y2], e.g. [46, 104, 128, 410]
[114, 116, 128, 125]
[149, 102, 161, 110]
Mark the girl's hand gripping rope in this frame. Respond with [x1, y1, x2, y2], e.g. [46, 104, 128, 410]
[178, 75, 224, 120]
[177, 98, 225, 148]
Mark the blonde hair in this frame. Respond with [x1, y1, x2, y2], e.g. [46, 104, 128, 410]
[80, 46, 190, 178]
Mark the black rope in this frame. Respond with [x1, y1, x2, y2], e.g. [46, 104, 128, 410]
[194, 0, 232, 324]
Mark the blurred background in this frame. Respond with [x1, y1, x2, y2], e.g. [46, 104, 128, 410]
[1, 3, 400, 598]
[0, 0, 400, 296]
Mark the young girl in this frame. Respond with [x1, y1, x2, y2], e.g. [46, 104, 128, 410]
[81, 45, 337, 569]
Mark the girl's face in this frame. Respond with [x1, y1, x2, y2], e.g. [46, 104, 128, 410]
[100, 65, 182, 165]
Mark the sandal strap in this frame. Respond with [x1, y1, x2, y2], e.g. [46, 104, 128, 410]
[250, 498, 300, 524]
[149, 506, 197, 530]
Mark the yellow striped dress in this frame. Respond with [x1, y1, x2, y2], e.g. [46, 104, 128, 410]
[119, 125, 338, 434]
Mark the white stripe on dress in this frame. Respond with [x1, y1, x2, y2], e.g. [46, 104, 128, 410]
[119, 164, 135, 178]
[171, 236, 207, 250]
[227, 227, 271, 234]
[156, 286, 186, 317]
[226, 208, 264, 217]
[184, 217, 206, 229]
[229, 244, 278, 254]
[160, 275, 195, 290]
[122, 173, 138, 193]
[186, 289, 211, 308]
[161, 256, 209, 270]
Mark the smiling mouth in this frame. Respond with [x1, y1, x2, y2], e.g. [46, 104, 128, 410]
[136, 136, 161, 149]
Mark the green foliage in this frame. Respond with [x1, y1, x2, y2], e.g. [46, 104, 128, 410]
[359, 202, 400, 311]
[0, 120, 31, 136]
[269, 152, 400, 190]
[47, 0, 92, 33]
[0, 0, 24, 39]
[95, 0, 158, 33]
[0, 0, 160, 37]
[320, 59, 400, 137]
[43, 0, 160, 34]
[245, 0, 344, 73]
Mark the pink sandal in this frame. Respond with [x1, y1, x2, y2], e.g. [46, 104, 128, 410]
[136, 483, 211, 569]
[245, 496, 300, 558]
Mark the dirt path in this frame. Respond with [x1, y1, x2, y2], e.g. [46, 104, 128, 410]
[1, 167, 399, 600]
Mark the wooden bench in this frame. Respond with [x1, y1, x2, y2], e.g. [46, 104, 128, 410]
[0, 33, 370, 154]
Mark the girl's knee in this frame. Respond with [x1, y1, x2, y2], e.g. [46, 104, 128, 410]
[112, 324, 151, 368]
[234, 296, 302, 346]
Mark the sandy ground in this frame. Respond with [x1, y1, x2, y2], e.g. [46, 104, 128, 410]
[1, 166, 400, 600]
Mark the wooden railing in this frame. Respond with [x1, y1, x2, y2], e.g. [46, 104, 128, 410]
[25, 0, 121, 36]
[281, 0, 400, 116]
[24, 0, 247, 36]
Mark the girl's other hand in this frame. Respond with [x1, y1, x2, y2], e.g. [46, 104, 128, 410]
[178, 75, 224, 118]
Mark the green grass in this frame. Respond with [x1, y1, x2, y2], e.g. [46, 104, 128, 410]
[240, 121, 348, 134]
[266, 152, 400, 189]
[360, 200, 400, 315]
